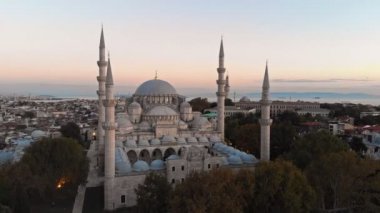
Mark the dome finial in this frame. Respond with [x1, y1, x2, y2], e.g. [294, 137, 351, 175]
[154, 70, 158, 80]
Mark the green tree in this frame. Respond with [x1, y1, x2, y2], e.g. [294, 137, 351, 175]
[170, 169, 254, 213]
[270, 123, 297, 160]
[0, 137, 89, 211]
[251, 161, 316, 213]
[285, 130, 348, 169]
[135, 172, 172, 213]
[60, 122, 86, 147]
[306, 151, 380, 212]
[350, 136, 367, 154]
[189, 97, 210, 112]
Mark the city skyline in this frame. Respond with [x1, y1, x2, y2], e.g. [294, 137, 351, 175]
[1, 0, 380, 95]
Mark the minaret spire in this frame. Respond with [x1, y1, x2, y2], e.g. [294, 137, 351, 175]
[96, 27, 107, 166]
[216, 37, 226, 140]
[259, 60, 272, 161]
[103, 52, 116, 211]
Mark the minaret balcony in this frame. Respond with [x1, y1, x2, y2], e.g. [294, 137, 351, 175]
[97, 60, 108, 66]
[103, 99, 116, 107]
[259, 119, 273, 126]
[97, 76, 106, 82]
[216, 91, 226, 96]
[97, 90, 105, 96]
[217, 68, 226, 73]
[103, 122, 116, 130]
[216, 80, 226, 85]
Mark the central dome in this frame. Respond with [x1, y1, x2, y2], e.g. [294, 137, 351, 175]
[135, 79, 177, 96]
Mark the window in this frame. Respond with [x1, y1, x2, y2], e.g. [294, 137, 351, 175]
[216, 164, 220, 168]
[172, 166, 175, 171]
[171, 179, 175, 184]
[121, 195, 125, 203]
[181, 178, 184, 183]
[181, 165, 185, 171]
[208, 164, 211, 169]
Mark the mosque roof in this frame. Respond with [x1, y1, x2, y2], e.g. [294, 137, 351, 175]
[135, 79, 177, 96]
[150, 159, 165, 170]
[133, 160, 150, 172]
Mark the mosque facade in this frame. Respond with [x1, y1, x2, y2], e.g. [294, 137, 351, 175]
[95, 28, 271, 211]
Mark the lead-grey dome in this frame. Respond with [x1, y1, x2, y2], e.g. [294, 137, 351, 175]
[135, 79, 177, 96]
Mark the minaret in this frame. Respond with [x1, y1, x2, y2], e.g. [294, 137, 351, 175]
[259, 61, 272, 161]
[103, 54, 116, 211]
[97, 27, 107, 166]
[225, 74, 230, 99]
[216, 38, 226, 140]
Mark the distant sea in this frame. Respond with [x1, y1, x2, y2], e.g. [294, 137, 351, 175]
[55, 92, 379, 106]
[0, 84, 378, 106]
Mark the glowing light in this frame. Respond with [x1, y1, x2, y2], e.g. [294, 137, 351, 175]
[56, 178, 67, 189]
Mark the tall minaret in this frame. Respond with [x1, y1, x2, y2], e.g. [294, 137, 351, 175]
[216, 38, 226, 140]
[103, 54, 116, 211]
[225, 74, 230, 99]
[259, 61, 272, 161]
[97, 27, 107, 166]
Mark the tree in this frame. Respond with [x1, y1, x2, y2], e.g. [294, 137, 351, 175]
[350, 136, 367, 154]
[270, 123, 297, 160]
[306, 151, 380, 212]
[234, 123, 260, 155]
[251, 161, 316, 213]
[225, 98, 234, 106]
[285, 130, 348, 169]
[60, 122, 84, 146]
[0, 137, 89, 211]
[135, 172, 172, 213]
[189, 97, 210, 112]
[170, 169, 254, 213]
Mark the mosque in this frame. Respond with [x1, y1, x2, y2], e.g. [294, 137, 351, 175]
[95, 28, 272, 211]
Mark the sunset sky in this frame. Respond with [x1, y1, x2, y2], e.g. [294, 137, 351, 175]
[1, 0, 380, 96]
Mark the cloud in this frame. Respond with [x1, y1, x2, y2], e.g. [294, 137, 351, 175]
[273, 78, 371, 83]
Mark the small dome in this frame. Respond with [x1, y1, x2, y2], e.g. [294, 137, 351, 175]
[0, 151, 14, 165]
[187, 137, 198, 143]
[125, 139, 137, 148]
[180, 101, 191, 108]
[167, 154, 180, 160]
[133, 160, 150, 172]
[239, 96, 251, 102]
[135, 79, 177, 96]
[221, 156, 229, 165]
[150, 138, 161, 146]
[176, 137, 187, 144]
[161, 135, 176, 144]
[150, 159, 165, 170]
[138, 139, 150, 147]
[31, 130, 46, 139]
[228, 155, 243, 165]
[116, 113, 133, 133]
[139, 121, 151, 131]
[129, 101, 141, 108]
[146, 106, 178, 116]
[198, 136, 209, 143]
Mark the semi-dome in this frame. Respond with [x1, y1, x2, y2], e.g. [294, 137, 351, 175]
[150, 159, 165, 170]
[240, 153, 258, 164]
[135, 79, 177, 96]
[146, 106, 178, 116]
[133, 160, 150, 172]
